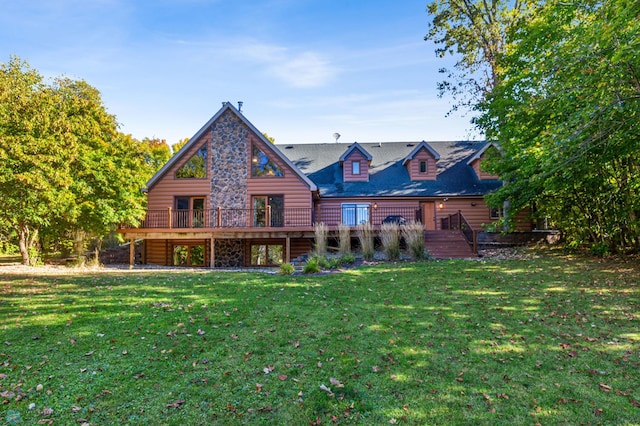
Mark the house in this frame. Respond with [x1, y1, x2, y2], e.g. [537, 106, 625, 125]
[118, 102, 531, 267]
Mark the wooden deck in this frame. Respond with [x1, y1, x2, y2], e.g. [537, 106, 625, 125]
[424, 230, 475, 259]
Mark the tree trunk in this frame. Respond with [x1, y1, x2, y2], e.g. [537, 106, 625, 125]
[18, 226, 30, 266]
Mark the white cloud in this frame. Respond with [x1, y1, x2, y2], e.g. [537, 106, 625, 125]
[235, 41, 338, 88]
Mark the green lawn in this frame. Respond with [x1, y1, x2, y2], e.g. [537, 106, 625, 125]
[1, 251, 639, 425]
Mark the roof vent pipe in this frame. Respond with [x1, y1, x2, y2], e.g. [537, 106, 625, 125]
[238, 101, 243, 112]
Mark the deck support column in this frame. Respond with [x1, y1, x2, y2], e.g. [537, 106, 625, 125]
[129, 238, 135, 269]
[285, 236, 291, 264]
[210, 237, 215, 269]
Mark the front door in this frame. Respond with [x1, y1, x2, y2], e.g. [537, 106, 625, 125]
[253, 195, 284, 227]
[421, 201, 436, 230]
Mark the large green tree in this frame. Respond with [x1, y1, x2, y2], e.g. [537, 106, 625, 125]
[0, 57, 148, 264]
[479, 0, 640, 252]
[425, 0, 534, 111]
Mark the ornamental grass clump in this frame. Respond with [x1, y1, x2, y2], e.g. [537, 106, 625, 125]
[313, 222, 328, 256]
[356, 222, 375, 261]
[380, 222, 401, 261]
[402, 221, 426, 260]
[337, 223, 351, 255]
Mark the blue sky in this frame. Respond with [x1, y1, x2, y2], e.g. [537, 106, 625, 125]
[1, 0, 478, 145]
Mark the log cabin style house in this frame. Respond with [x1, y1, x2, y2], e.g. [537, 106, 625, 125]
[119, 102, 531, 267]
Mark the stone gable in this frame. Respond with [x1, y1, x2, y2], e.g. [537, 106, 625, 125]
[209, 109, 248, 209]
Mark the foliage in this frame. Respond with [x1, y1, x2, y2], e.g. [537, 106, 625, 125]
[339, 252, 355, 266]
[302, 256, 322, 274]
[356, 222, 375, 261]
[140, 137, 172, 173]
[1, 252, 639, 424]
[402, 221, 426, 260]
[313, 222, 328, 257]
[380, 223, 401, 261]
[479, 0, 640, 253]
[0, 57, 148, 264]
[337, 223, 351, 255]
[171, 137, 189, 155]
[278, 262, 295, 275]
[424, 0, 534, 112]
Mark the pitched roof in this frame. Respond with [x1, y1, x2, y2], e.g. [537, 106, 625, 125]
[338, 141, 373, 162]
[466, 141, 499, 165]
[145, 102, 317, 191]
[277, 141, 502, 198]
[402, 140, 440, 166]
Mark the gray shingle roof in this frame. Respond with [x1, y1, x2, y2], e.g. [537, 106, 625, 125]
[277, 141, 502, 198]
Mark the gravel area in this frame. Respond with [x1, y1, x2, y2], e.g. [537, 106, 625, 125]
[0, 247, 535, 275]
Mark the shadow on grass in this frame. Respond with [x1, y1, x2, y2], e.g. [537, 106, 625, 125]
[1, 254, 639, 425]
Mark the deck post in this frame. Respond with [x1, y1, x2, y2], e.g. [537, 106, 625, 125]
[168, 207, 172, 229]
[285, 236, 291, 264]
[216, 207, 222, 227]
[210, 237, 215, 268]
[129, 238, 135, 269]
[266, 205, 272, 228]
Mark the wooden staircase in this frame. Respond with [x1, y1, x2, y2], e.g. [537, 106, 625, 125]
[424, 230, 475, 259]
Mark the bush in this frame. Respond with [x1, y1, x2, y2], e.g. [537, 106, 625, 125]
[589, 242, 610, 257]
[402, 221, 426, 260]
[338, 223, 351, 254]
[279, 262, 295, 275]
[313, 222, 328, 256]
[380, 223, 401, 261]
[356, 222, 375, 261]
[339, 252, 356, 265]
[303, 257, 321, 274]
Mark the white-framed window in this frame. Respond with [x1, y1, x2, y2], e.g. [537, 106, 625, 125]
[342, 203, 370, 226]
[352, 160, 360, 175]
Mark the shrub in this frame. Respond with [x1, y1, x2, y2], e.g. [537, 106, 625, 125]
[402, 221, 426, 260]
[356, 222, 375, 261]
[337, 223, 351, 255]
[313, 222, 328, 256]
[339, 252, 356, 265]
[589, 242, 610, 257]
[279, 262, 295, 275]
[303, 257, 321, 274]
[380, 223, 401, 261]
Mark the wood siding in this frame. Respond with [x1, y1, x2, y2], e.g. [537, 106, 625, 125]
[470, 156, 499, 180]
[342, 151, 369, 182]
[407, 148, 437, 181]
[436, 198, 532, 231]
[147, 134, 211, 211]
[246, 132, 312, 212]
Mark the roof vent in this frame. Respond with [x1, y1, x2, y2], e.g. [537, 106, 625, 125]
[406, 143, 414, 147]
[237, 101, 243, 112]
[285, 145, 293, 149]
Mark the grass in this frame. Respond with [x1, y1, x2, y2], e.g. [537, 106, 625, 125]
[1, 250, 639, 425]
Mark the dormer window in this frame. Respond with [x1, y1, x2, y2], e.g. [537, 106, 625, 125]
[352, 160, 361, 175]
[419, 161, 427, 174]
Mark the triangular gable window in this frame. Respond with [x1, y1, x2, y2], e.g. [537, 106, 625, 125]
[252, 145, 283, 177]
[176, 146, 207, 178]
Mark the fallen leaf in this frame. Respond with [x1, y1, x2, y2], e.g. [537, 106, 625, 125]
[598, 383, 612, 392]
[278, 374, 287, 381]
[329, 377, 344, 387]
[166, 400, 185, 409]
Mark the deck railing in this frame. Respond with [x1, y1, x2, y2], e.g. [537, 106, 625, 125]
[121, 206, 422, 230]
[441, 209, 478, 253]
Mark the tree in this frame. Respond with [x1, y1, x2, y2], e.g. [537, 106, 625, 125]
[141, 137, 172, 173]
[0, 57, 148, 264]
[0, 57, 74, 264]
[479, 0, 640, 253]
[424, 0, 534, 112]
[171, 137, 190, 155]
